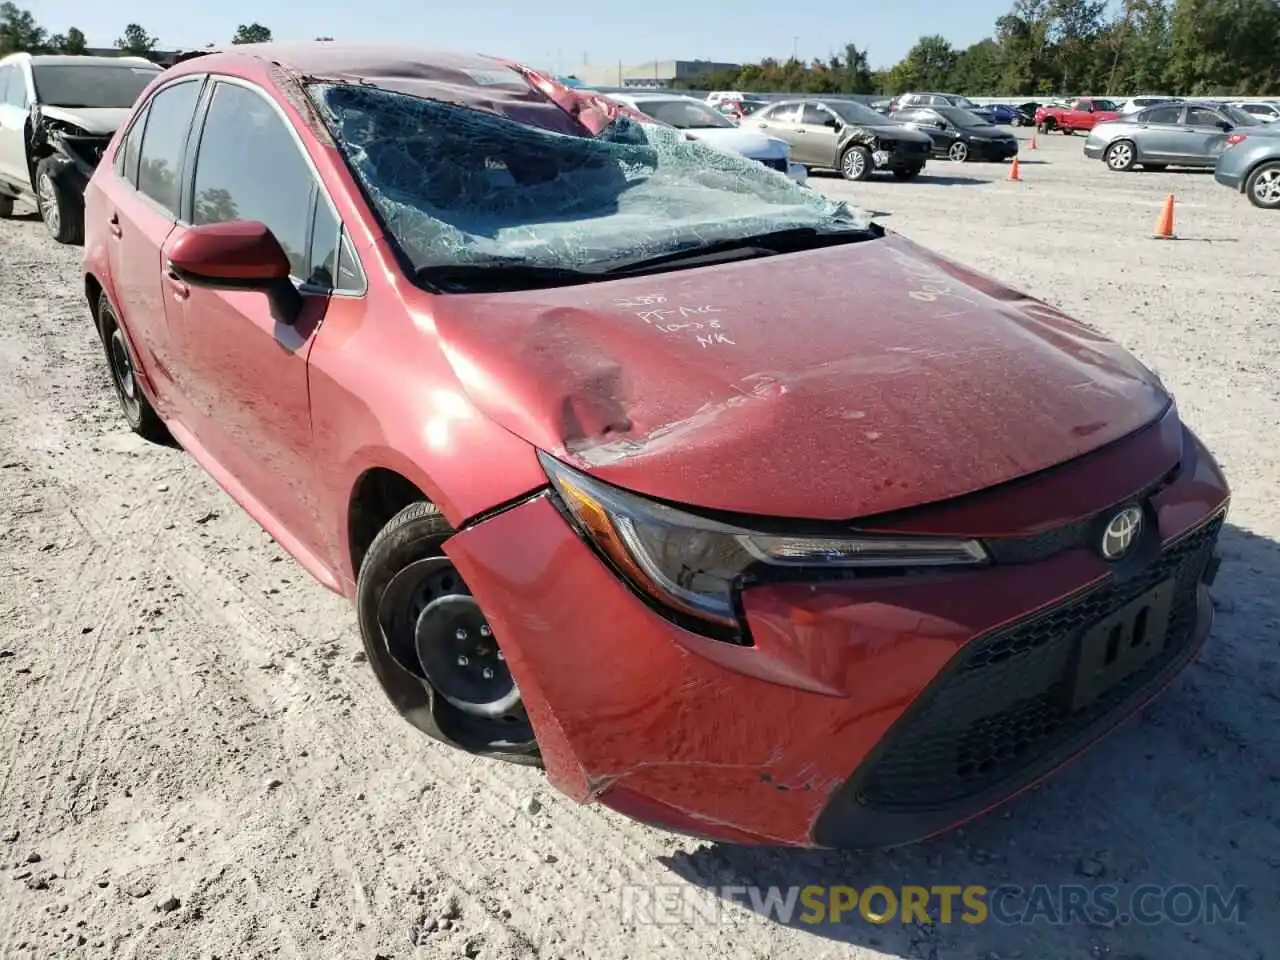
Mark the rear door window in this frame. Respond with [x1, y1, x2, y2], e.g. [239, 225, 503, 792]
[135, 79, 203, 215]
[3, 65, 26, 107]
[0, 65, 12, 104]
[115, 105, 149, 186]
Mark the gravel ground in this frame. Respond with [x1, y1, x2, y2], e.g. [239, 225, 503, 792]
[1, 130, 1278, 960]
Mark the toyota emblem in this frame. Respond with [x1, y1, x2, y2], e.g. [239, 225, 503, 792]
[1100, 506, 1143, 560]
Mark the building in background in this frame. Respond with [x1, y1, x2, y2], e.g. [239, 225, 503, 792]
[573, 59, 740, 89]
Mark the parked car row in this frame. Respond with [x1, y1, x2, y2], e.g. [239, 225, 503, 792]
[1079, 99, 1280, 209]
[66, 42, 1233, 852]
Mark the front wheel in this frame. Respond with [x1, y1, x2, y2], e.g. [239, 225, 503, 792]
[892, 166, 923, 180]
[0, 194, 14, 218]
[35, 158, 84, 245]
[840, 145, 874, 181]
[1245, 161, 1280, 209]
[947, 141, 969, 163]
[356, 501, 539, 762]
[1105, 140, 1136, 172]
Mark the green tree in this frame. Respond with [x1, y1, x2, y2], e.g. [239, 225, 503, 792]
[232, 22, 272, 44]
[63, 25, 86, 54]
[116, 23, 158, 55]
[0, 2, 45, 54]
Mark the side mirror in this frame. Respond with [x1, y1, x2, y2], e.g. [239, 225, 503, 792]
[1217, 120, 1232, 131]
[167, 220, 304, 325]
[825, 117, 840, 129]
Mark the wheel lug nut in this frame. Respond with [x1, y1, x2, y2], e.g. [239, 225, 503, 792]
[457, 655, 469, 666]
[455, 628, 468, 640]
[480, 624, 491, 637]
[482, 667, 494, 680]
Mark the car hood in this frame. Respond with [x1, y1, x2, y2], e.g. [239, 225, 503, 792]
[38, 105, 128, 134]
[683, 126, 786, 158]
[429, 232, 1169, 520]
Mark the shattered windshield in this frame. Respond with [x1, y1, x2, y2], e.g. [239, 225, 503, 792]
[306, 82, 870, 287]
[32, 64, 160, 109]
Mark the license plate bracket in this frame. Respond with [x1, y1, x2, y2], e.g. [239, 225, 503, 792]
[1070, 579, 1176, 711]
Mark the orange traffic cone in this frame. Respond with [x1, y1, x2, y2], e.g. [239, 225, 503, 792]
[1030, 134, 1038, 150]
[1008, 157, 1021, 181]
[1152, 194, 1176, 239]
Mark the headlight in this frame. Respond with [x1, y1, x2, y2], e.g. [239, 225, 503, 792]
[539, 452, 989, 643]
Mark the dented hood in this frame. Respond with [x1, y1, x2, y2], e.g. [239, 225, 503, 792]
[431, 232, 1169, 520]
[38, 105, 128, 135]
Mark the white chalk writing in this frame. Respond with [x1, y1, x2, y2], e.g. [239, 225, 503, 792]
[614, 294, 668, 308]
[697, 333, 736, 348]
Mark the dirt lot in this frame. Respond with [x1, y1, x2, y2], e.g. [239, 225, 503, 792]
[1, 130, 1278, 960]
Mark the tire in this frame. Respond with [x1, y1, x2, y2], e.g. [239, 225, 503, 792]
[1105, 140, 1136, 172]
[840, 145, 873, 181]
[947, 141, 969, 163]
[35, 157, 84, 245]
[1039, 119, 1056, 134]
[97, 292, 171, 443]
[355, 501, 540, 763]
[0, 194, 13, 218]
[1244, 160, 1280, 210]
[892, 166, 923, 180]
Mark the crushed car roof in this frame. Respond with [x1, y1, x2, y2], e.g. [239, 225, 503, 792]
[189, 42, 627, 136]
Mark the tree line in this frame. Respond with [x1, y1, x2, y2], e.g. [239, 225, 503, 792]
[0, 3, 277, 58]
[675, 0, 1280, 97]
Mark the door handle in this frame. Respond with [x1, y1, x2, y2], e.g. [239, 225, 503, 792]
[108, 212, 122, 238]
[165, 267, 190, 301]
[793, 128, 806, 134]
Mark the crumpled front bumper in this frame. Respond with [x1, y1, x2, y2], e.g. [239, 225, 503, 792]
[441, 417, 1230, 848]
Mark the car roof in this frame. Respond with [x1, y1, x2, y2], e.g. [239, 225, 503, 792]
[2, 53, 161, 69]
[164, 42, 604, 135]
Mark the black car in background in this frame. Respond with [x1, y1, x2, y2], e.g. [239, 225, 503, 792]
[890, 105, 1020, 162]
[1012, 101, 1041, 126]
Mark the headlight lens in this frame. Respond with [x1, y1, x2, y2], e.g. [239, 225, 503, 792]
[539, 452, 989, 643]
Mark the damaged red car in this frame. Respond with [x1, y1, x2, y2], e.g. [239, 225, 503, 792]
[82, 43, 1230, 849]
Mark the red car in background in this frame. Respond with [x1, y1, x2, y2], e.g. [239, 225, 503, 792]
[82, 43, 1229, 849]
[1036, 97, 1122, 134]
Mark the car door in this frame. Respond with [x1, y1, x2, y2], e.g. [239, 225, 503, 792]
[1130, 104, 1185, 162]
[103, 76, 206, 417]
[911, 109, 953, 155]
[750, 102, 800, 149]
[793, 103, 840, 167]
[1181, 106, 1233, 166]
[161, 76, 362, 558]
[0, 63, 30, 187]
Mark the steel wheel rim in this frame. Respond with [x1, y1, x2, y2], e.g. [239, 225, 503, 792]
[37, 173, 59, 235]
[1108, 144, 1132, 169]
[949, 143, 967, 162]
[844, 150, 865, 178]
[1254, 169, 1280, 205]
[108, 328, 141, 417]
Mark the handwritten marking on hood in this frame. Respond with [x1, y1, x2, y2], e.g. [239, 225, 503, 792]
[630, 302, 736, 348]
[613, 293, 668, 308]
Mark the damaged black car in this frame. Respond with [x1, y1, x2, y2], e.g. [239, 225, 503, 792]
[0, 53, 162, 244]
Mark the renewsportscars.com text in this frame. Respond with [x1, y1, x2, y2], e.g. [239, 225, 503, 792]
[621, 883, 1249, 927]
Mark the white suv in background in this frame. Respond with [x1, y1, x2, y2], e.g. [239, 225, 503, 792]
[0, 52, 161, 243]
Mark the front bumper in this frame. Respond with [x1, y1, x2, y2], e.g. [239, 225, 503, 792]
[971, 139, 1020, 161]
[442, 410, 1229, 848]
[875, 139, 931, 171]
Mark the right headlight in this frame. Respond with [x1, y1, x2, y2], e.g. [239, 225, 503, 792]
[539, 452, 989, 643]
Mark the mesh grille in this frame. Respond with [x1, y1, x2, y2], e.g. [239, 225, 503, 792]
[855, 514, 1223, 812]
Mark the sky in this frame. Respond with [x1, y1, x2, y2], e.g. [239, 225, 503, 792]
[30, 0, 1018, 71]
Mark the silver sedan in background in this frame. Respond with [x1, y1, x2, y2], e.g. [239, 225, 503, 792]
[1215, 131, 1280, 209]
[1083, 101, 1263, 172]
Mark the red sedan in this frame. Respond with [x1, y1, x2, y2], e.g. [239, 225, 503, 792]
[82, 43, 1229, 849]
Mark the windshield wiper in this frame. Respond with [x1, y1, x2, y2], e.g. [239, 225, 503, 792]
[414, 260, 600, 293]
[600, 224, 883, 276]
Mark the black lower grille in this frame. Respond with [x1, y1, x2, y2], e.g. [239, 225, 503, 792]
[756, 156, 788, 173]
[854, 514, 1223, 812]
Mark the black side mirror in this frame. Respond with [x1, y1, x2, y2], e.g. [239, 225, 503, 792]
[1217, 120, 1232, 131]
[825, 117, 839, 129]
